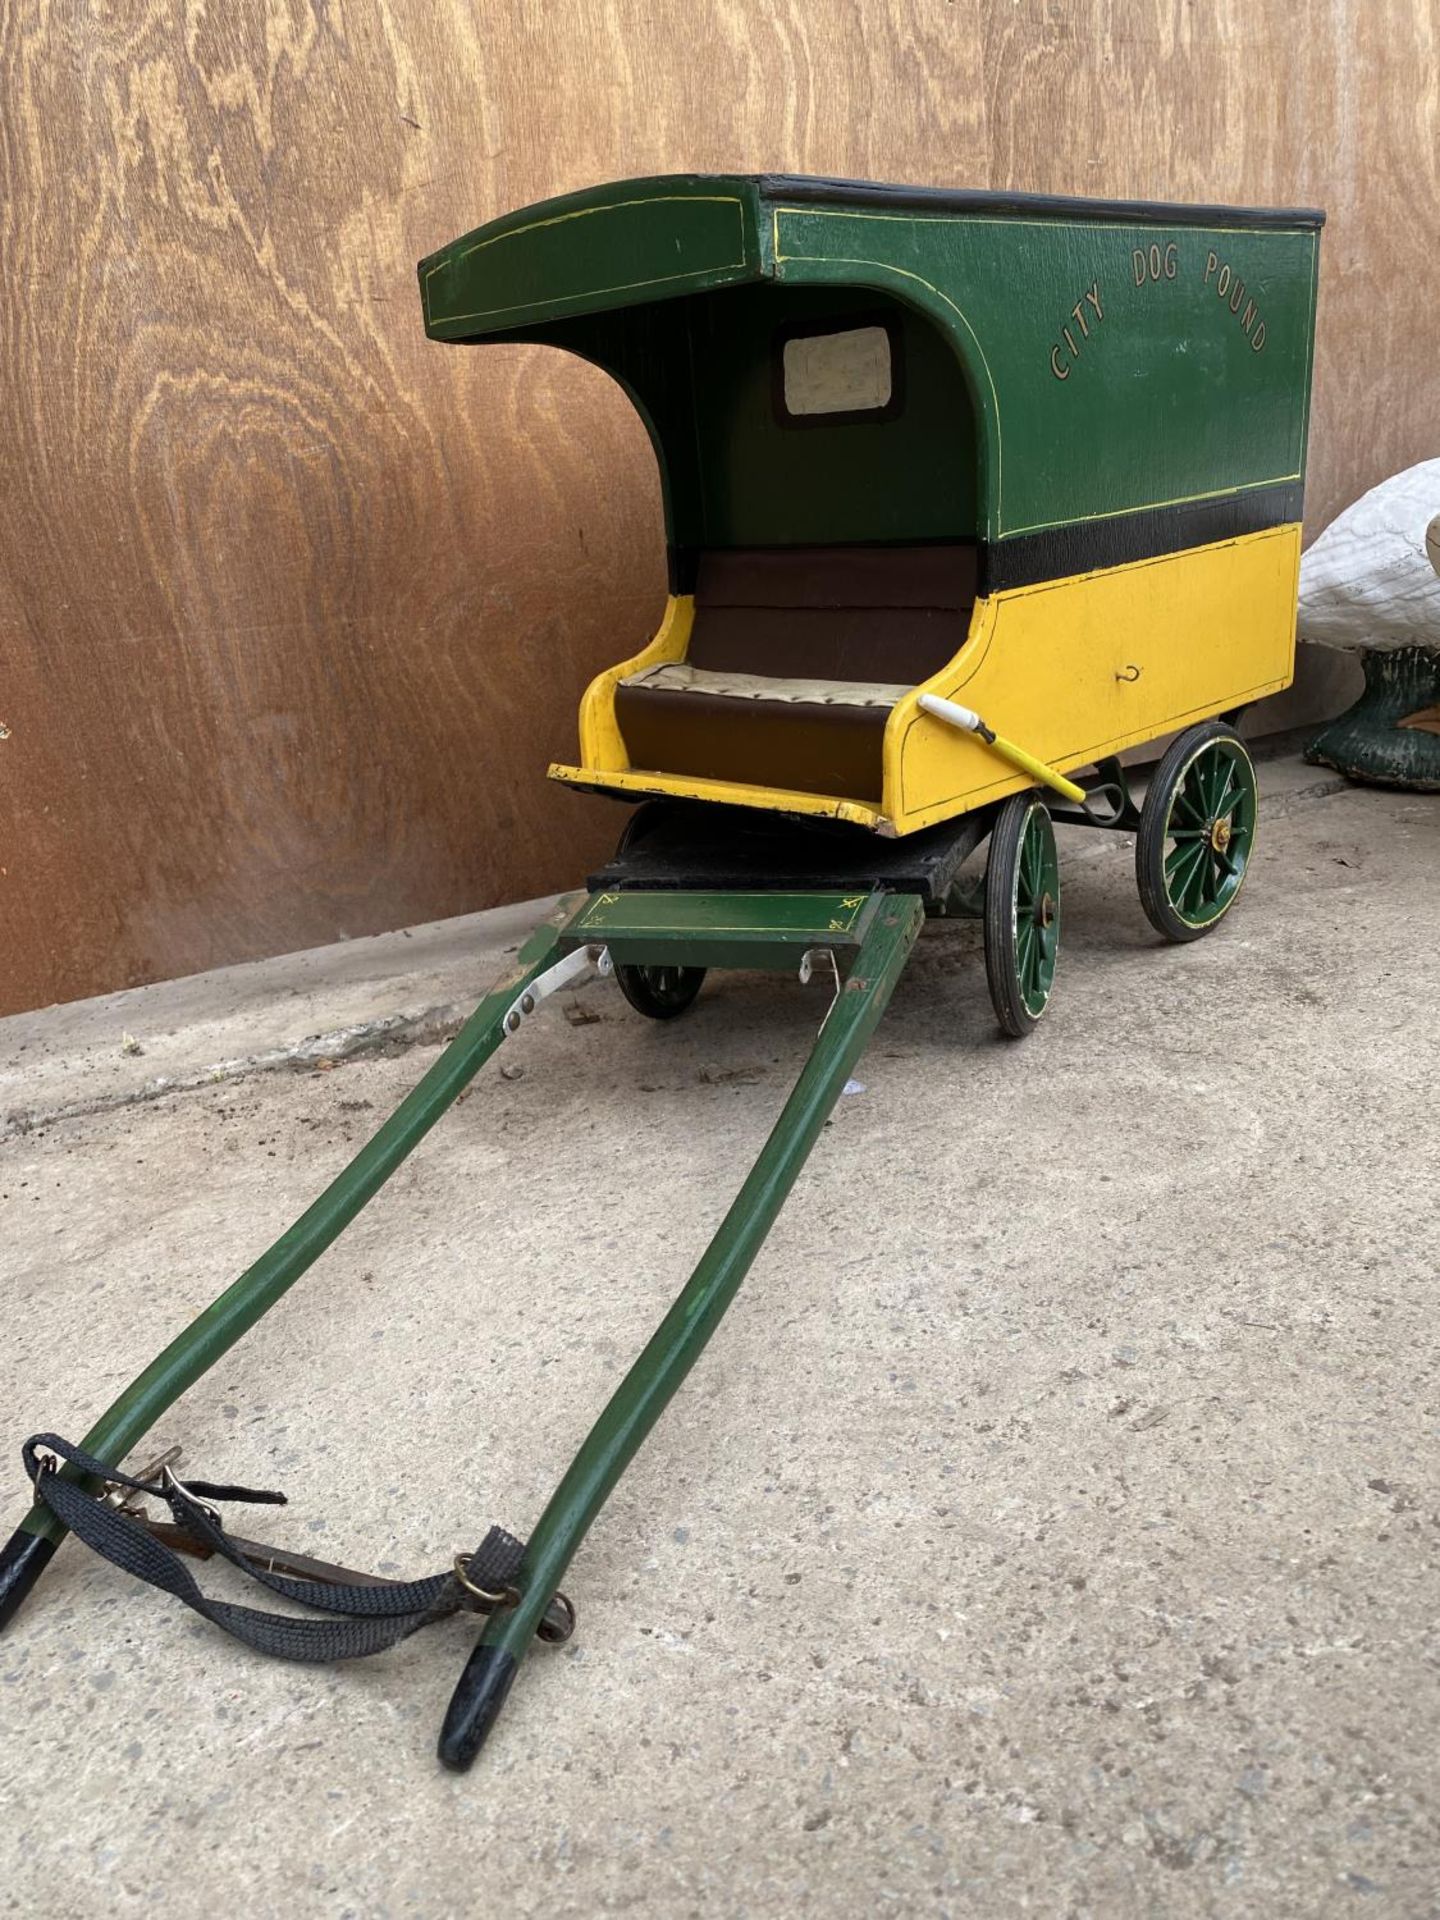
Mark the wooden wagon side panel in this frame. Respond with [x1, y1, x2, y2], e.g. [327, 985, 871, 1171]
[770, 202, 1320, 550]
[886, 525, 1302, 830]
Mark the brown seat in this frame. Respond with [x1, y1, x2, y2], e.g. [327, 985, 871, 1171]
[614, 544, 976, 802]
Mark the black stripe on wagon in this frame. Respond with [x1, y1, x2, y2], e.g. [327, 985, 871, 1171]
[756, 174, 1326, 233]
[979, 479, 1305, 594]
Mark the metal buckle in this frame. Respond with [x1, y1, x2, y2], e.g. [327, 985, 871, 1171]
[102, 1444, 183, 1520]
[159, 1463, 222, 1529]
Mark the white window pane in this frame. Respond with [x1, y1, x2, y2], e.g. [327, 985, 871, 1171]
[783, 326, 892, 416]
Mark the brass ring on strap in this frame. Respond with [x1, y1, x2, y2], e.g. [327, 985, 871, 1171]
[452, 1553, 521, 1611]
[536, 1589, 577, 1645]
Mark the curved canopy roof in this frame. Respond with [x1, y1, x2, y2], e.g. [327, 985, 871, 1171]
[420, 174, 1322, 563]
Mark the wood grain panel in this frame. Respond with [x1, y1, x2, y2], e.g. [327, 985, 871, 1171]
[1, 0, 1435, 1013]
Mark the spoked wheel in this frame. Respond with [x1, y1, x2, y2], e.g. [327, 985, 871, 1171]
[1136, 721, 1258, 942]
[984, 791, 1061, 1039]
[614, 961, 706, 1020]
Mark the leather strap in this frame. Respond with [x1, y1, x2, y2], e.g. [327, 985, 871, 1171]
[21, 1434, 563, 1662]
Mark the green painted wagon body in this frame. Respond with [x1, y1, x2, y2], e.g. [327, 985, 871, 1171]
[421, 173, 1319, 568]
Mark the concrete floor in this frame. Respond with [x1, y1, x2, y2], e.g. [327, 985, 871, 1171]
[1, 757, 1436, 1918]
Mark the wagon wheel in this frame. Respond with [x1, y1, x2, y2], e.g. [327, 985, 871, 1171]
[984, 791, 1061, 1039]
[613, 801, 674, 855]
[614, 961, 706, 1020]
[609, 813, 706, 1020]
[1136, 721, 1257, 943]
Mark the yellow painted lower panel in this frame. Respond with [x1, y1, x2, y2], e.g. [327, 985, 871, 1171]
[884, 524, 1302, 833]
[556, 527, 1301, 838]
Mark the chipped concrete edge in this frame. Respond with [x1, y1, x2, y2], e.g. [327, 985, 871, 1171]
[1, 776, 1349, 1140]
[0, 1002, 478, 1140]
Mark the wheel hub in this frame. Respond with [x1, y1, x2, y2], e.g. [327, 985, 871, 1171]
[1208, 817, 1232, 853]
[1036, 891, 1056, 928]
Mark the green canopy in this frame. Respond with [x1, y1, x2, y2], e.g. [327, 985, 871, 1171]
[420, 174, 1322, 582]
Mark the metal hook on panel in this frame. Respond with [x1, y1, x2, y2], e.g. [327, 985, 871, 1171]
[503, 945, 612, 1036]
[798, 947, 842, 1025]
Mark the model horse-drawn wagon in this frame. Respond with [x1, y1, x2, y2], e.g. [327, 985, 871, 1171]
[1, 176, 1321, 1769]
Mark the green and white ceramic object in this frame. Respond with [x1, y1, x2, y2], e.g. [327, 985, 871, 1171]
[1303, 461, 1440, 790]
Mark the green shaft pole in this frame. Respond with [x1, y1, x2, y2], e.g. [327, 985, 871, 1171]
[438, 893, 924, 1770]
[8, 903, 574, 1558]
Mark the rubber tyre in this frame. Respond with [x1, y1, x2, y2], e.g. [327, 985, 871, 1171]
[614, 961, 706, 1020]
[606, 811, 707, 1018]
[1136, 721, 1258, 943]
[983, 791, 1061, 1040]
[613, 801, 673, 857]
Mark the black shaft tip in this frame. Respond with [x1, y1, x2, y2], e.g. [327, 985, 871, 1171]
[437, 1645, 519, 1773]
[0, 1528, 58, 1633]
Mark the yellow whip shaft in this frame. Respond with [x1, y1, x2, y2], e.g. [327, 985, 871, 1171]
[917, 693, 1087, 804]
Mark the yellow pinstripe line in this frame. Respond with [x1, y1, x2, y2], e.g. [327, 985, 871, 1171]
[772, 211, 1005, 532]
[772, 205, 1313, 538]
[425, 194, 747, 328]
[1001, 474, 1302, 540]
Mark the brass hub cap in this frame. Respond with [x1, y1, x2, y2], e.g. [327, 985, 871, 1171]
[1209, 817, 1232, 854]
[1037, 891, 1057, 928]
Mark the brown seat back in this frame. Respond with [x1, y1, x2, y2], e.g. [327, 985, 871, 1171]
[687, 544, 976, 686]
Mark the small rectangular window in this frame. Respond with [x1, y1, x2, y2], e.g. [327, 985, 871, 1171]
[775, 317, 903, 426]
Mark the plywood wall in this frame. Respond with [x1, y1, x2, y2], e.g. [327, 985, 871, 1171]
[2, 0, 1436, 1014]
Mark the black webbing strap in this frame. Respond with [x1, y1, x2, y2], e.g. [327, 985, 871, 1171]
[22, 1434, 528, 1663]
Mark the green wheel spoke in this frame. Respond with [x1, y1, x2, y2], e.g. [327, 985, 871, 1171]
[1182, 849, 1210, 911]
[1213, 773, 1242, 819]
[1198, 752, 1221, 814]
[1204, 749, 1231, 814]
[1025, 935, 1044, 1002]
[1022, 820, 1043, 894]
[1017, 921, 1036, 982]
[1165, 839, 1206, 888]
